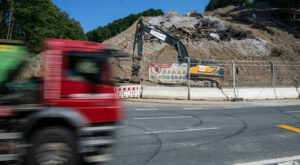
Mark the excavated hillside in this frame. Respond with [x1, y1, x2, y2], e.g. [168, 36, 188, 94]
[104, 3, 300, 86]
[20, 3, 299, 87]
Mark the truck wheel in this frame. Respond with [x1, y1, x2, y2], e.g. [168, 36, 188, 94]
[26, 128, 77, 165]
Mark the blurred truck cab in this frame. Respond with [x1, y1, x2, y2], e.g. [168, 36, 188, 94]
[0, 39, 125, 165]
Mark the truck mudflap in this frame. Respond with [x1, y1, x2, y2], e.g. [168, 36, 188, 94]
[0, 132, 22, 163]
[79, 123, 119, 164]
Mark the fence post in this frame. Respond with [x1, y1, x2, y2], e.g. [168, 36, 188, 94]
[142, 56, 146, 89]
[270, 61, 278, 99]
[236, 64, 239, 98]
[188, 58, 191, 100]
[232, 61, 237, 99]
[270, 61, 275, 88]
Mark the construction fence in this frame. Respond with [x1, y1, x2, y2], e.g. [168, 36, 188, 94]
[141, 57, 300, 88]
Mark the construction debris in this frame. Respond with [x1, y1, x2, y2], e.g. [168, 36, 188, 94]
[149, 11, 254, 42]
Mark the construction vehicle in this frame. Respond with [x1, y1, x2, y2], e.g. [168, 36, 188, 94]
[131, 18, 224, 87]
[0, 39, 125, 164]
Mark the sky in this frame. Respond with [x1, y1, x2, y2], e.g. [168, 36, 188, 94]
[52, 0, 210, 33]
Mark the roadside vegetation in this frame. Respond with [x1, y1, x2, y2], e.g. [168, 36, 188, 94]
[0, 0, 163, 52]
[0, 0, 86, 52]
[86, 9, 164, 43]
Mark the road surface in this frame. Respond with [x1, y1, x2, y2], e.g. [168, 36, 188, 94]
[107, 102, 300, 165]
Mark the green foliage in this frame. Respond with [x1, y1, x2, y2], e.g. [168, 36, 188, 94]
[205, 0, 252, 11]
[0, 0, 86, 52]
[86, 8, 164, 43]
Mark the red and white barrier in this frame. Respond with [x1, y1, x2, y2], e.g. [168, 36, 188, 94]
[114, 85, 142, 98]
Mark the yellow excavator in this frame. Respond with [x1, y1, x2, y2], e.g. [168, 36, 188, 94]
[131, 18, 224, 87]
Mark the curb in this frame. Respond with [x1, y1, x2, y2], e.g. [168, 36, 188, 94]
[123, 98, 300, 107]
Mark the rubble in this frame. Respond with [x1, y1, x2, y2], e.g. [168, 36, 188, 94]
[209, 33, 220, 40]
[187, 11, 204, 18]
[149, 12, 254, 42]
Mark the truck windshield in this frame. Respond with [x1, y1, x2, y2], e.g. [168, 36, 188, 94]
[67, 52, 107, 84]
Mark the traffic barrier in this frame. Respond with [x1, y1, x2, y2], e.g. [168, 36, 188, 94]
[275, 87, 299, 99]
[141, 86, 300, 100]
[190, 88, 230, 100]
[115, 85, 142, 98]
[236, 88, 276, 100]
[142, 86, 187, 100]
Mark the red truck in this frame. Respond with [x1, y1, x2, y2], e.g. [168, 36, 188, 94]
[0, 39, 125, 164]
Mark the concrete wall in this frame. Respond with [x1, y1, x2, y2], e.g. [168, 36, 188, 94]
[275, 87, 300, 99]
[141, 86, 300, 100]
[142, 86, 187, 100]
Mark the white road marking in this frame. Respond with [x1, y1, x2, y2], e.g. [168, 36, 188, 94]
[145, 127, 219, 134]
[135, 108, 159, 111]
[284, 111, 300, 113]
[278, 161, 299, 165]
[231, 155, 300, 165]
[133, 116, 193, 120]
[182, 107, 203, 110]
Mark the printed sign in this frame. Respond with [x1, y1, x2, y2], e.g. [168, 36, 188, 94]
[149, 63, 187, 83]
[199, 65, 206, 72]
[150, 30, 167, 41]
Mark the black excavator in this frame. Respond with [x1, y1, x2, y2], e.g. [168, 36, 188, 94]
[131, 18, 224, 87]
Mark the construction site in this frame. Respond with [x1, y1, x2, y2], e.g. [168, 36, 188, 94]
[1, 1, 300, 165]
[18, 2, 300, 90]
[102, 3, 300, 88]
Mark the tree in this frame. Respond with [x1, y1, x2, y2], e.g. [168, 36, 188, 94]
[86, 8, 164, 43]
[0, 0, 86, 52]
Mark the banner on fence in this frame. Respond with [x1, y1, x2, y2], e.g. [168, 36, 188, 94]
[149, 63, 187, 83]
[114, 85, 142, 98]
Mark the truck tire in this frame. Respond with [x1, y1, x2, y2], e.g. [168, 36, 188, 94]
[26, 127, 77, 165]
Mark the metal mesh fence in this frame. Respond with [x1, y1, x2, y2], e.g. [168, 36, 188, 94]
[142, 57, 300, 88]
[274, 62, 300, 87]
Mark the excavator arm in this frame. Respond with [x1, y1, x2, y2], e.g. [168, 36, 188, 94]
[132, 18, 189, 62]
[130, 18, 224, 84]
[131, 18, 191, 82]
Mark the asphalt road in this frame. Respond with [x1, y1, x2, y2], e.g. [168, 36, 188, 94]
[106, 102, 300, 165]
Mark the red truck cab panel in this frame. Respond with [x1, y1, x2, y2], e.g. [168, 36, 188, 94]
[43, 38, 124, 123]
